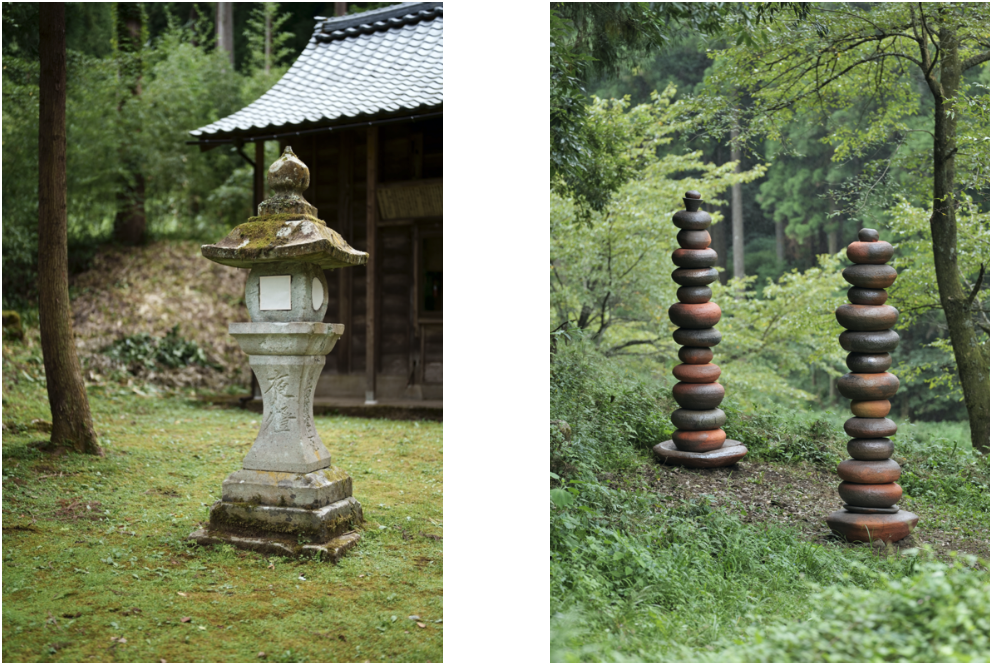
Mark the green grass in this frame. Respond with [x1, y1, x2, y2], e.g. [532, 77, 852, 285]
[549, 339, 990, 662]
[2, 342, 443, 662]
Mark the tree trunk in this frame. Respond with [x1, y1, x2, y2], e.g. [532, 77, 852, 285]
[775, 220, 785, 263]
[730, 126, 745, 283]
[113, 2, 145, 246]
[928, 26, 990, 454]
[38, 2, 101, 456]
[264, 10, 271, 75]
[709, 203, 728, 285]
[335, 3, 347, 17]
[217, 2, 234, 66]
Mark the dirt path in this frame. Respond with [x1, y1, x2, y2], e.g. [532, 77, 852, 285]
[603, 458, 990, 563]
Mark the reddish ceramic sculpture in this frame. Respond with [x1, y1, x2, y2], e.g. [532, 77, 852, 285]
[825, 228, 918, 543]
[653, 191, 746, 469]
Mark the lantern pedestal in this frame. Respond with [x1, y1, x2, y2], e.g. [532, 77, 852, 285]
[190, 324, 363, 562]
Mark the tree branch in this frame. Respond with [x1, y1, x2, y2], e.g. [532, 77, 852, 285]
[962, 50, 990, 71]
[966, 263, 986, 309]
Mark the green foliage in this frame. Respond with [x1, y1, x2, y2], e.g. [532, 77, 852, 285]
[102, 326, 218, 372]
[698, 558, 989, 662]
[723, 404, 844, 467]
[550, 335, 671, 477]
[551, 87, 766, 352]
[1, 8, 289, 308]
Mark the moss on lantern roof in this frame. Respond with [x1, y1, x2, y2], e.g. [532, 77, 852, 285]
[201, 147, 368, 270]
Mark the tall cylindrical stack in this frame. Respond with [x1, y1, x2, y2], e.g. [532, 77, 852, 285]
[653, 191, 747, 468]
[825, 228, 919, 543]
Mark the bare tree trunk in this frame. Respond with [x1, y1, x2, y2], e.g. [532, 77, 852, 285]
[775, 220, 785, 263]
[38, 2, 101, 456]
[929, 25, 990, 455]
[709, 204, 728, 285]
[730, 125, 745, 283]
[113, 2, 145, 246]
[264, 10, 271, 75]
[335, 3, 347, 17]
[217, 2, 234, 66]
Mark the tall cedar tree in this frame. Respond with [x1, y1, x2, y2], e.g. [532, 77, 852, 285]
[38, 2, 101, 455]
[112, 2, 146, 245]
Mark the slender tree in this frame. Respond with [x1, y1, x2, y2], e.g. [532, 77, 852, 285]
[216, 2, 234, 66]
[38, 2, 101, 455]
[112, 2, 146, 245]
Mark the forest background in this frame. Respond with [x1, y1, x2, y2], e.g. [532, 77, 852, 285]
[2, 2, 390, 311]
[550, 3, 989, 661]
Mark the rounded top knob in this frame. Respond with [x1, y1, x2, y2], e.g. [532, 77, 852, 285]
[268, 146, 310, 196]
[858, 228, 879, 242]
[685, 190, 702, 199]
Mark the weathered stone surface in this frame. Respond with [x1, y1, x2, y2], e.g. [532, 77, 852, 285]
[678, 346, 713, 364]
[838, 482, 902, 507]
[846, 240, 895, 265]
[835, 304, 898, 331]
[245, 262, 329, 323]
[653, 439, 747, 468]
[672, 428, 726, 452]
[842, 264, 897, 289]
[858, 228, 879, 242]
[846, 352, 892, 373]
[676, 286, 712, 304]
[672, 248, 718, 268]
[207, 496, 362, 543]
[839, 329, 899, 353]
[847, 287, 888, 305]
[202, 216, 368, 270]
[671, 408, 726, 431]
[673, 327, 722, 347]
[221, 467, 352, 509]
[669, 302, 722, 329]
[836, 372, 900, 401]
[672, 267, 719, 286]
[672, 209, 712, 230]
[673, 382, 724, 410]
[825, 508, 918, 543]
[230, 322, 342, 356]
[235, 352, 334, 473]
[842, 504, 899, 514]
[676, 229, 711, 250]
[673, 362, 721, 384]
[844, 417, 897, 438]
[847, 438, 895, 460]
[849, 399, 891, 418]
[837, 458, 901, 484]
[189, 528, 360, 562]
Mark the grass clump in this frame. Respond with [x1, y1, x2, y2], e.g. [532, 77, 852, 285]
[103, 325, 219, 373]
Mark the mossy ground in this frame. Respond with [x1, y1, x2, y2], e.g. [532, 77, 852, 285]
[2, 335, 443, 663]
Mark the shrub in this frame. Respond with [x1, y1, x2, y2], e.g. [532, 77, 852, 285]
[102, 325, 218, 372]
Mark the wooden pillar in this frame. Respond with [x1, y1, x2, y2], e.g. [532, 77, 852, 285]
[365, 126, 378, 404]
[253, 140, 265, 213]
[338, 131, 354, 374]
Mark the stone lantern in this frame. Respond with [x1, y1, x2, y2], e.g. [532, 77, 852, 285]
[189, 146, 367, 561]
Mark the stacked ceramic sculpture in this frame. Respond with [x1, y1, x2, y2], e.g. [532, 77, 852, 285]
[825, 228, 919, 543]
[653, 191, 747, 468]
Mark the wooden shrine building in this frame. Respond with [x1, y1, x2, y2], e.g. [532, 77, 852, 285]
[189, 2, 443, 412]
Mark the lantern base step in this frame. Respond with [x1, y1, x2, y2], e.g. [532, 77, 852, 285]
[825, 508, 918, 543]
[189, 527, 360, 562]
[653, 439, 747, 468]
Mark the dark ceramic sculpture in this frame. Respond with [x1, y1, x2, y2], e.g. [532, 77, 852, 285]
[653, 192, 747, 468]
[825, 228, 919, 543]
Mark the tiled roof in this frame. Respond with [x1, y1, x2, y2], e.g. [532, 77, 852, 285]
[189, 2, 442, 139]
